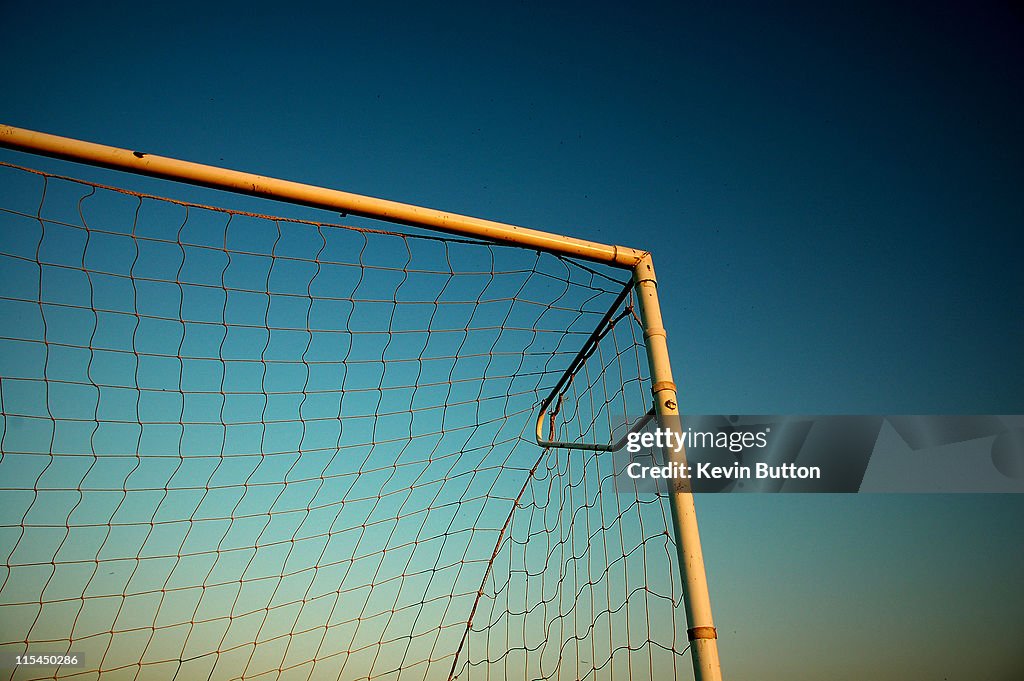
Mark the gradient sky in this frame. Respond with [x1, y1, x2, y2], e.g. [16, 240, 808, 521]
[1, 1, 1022, 680]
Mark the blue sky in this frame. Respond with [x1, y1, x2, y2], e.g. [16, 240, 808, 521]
[1, 1, 1022, 679]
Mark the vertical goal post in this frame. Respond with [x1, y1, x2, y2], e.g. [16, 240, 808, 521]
[0, 124, 723, 681]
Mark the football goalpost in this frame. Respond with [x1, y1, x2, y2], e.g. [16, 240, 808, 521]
[0, 124, 722, 681]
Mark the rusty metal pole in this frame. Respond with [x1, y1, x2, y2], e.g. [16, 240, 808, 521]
[0, 124, 645, 268]
[633, 254, 723, 681]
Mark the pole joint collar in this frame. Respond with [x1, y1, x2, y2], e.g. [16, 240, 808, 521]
[651, 381, 676, 395]
[687, 626, 718, 641]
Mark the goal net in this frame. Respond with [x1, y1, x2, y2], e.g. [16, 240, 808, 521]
[0, 159, 691, 680]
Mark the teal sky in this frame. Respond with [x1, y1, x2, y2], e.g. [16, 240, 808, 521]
[1, 1, 1022, 680]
